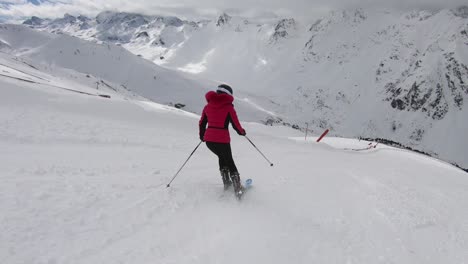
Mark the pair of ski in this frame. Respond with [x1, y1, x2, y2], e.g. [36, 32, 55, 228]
[226, 178, 253, 200]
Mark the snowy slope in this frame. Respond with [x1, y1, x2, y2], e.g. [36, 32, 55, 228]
[21, 7, 468, 169]
[0, 52, 131, 100]
[1, 59, 468, 264]
[0, 24, 272, 122]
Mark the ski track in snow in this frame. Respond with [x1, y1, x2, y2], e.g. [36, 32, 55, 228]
[1, 65, 468, 263]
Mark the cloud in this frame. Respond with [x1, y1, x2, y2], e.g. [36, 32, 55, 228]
[0, 0, 466, 21]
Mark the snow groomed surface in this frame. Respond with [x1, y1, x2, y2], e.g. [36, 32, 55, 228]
[1, 60, 468, 263]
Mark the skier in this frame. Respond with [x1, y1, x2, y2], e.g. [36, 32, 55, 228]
[199, 84, 247, 197]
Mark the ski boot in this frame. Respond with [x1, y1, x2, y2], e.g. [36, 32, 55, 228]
[230, 172, 245, 199]
[220, 167, 232, 190]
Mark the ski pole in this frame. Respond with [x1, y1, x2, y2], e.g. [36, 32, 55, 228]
[166, 141, 203, 188]
[245, 136, 274, 167]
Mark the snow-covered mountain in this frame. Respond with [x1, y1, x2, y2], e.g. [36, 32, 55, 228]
[20, 7, 468, 170]
[0, 24, 271, 121]
[2, 42, 468, 263]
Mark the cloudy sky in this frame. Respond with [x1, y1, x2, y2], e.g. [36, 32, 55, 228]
[0, 0, 466, 21]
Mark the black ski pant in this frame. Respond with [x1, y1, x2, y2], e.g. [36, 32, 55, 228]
[205, 142, 238, 173]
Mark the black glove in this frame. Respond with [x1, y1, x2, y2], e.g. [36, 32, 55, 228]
[200, 136, 205, 142]
[240, 129, 246, 136]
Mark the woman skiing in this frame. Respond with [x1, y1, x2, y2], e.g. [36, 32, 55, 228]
[199, 84, 246, 198]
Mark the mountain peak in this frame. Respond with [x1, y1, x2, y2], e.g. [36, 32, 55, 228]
[23, 16, 45, 26]
[61, 13, 77, 23]
[216, 13, 232, 26]
[77, 15, 90, 22]
[96, 11, 150, 28]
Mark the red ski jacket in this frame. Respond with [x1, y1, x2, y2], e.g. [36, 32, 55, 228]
[199, 91, 245, 143]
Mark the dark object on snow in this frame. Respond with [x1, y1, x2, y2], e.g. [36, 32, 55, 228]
[136, 31, 149, 38]
[174, 103, 185, 109]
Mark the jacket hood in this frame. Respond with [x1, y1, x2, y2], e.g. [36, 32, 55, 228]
[205, 91, 234, 105]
